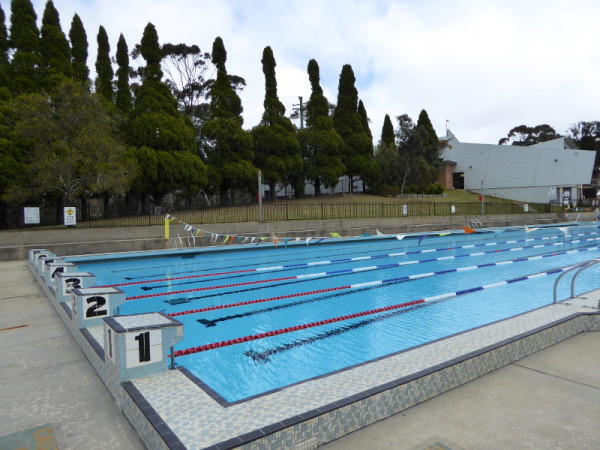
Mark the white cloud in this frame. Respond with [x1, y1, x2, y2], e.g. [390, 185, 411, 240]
[21, 0, 600, 145]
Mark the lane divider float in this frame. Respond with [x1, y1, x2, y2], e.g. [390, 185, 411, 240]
[102, 230, 599, 289]
[127, 240, 600, 301]
[168, 243, 600, 317]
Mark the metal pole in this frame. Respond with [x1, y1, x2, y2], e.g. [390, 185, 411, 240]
[481, 180, 484, 215]
[258, 170, 263, 223]
[170, 346, 175, 369]
[298, 96, 304, 130]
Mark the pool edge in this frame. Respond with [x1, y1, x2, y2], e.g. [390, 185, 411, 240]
[27, 255, 600, 450]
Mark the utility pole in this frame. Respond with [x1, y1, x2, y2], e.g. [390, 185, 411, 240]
[258, 170, 263, 223]
[293, 96, 305, 129]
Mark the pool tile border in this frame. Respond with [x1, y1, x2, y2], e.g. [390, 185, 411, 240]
[28, 258, 599, 449]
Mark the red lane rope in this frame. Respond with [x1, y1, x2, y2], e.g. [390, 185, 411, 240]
[172, 299, 426, 357]
[126, 275, 298, 300]
[97, 268, 256, 288]
[169, 285, 352, 317]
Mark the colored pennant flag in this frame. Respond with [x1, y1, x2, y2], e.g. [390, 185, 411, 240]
[463, 226, 477, 234]
[418, 235, 427, 245]
[330, 232, 342, 238]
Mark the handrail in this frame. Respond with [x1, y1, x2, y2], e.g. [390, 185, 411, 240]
[553, 258, 600, 303]
[468, 219, 482, 229]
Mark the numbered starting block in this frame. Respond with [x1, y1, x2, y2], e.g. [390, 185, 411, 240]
[30, 250, 56, 276]
[28, 249, 49, 264]
[70, 287, 125, 329]
[103, 313, 183, 381]
[55, 272, 96, 303]
[44, 260, 77, 291]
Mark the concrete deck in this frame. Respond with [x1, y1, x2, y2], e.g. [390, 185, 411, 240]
[1, 259, 598, 449]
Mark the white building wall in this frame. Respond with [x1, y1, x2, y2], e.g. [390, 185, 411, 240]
[442, 135, 595, 204]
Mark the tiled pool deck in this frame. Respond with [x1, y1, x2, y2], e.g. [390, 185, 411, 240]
[28, 253, 599, 450]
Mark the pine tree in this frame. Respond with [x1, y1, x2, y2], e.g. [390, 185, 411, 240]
[298, 59, 344, 196]
[8, 0, 42, 94]
[40, 0, 73, 90]
[200, 36, 254, 204]
[333, 64, 379, 192]
[380, 114, 395, 148]
[115, 33, 131, 113]
[251, 46, 301, 199]
[95, 25, 113, 102]
[69, 13, 89, 83]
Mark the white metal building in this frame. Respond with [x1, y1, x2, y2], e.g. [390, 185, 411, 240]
[439, 131, 596, 206]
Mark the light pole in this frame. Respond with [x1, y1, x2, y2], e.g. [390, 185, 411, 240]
[258, 170, 263, 223]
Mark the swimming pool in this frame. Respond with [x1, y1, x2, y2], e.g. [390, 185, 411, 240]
[68, 222, 600, 402]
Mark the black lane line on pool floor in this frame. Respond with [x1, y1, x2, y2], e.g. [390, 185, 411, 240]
[128, 240, 600, 303]
[243, 301, 429, 363]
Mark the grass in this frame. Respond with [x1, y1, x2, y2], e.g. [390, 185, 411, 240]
[276, 190, 516, 204]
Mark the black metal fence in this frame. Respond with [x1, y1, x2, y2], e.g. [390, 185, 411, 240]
[0, 201, 557, 231]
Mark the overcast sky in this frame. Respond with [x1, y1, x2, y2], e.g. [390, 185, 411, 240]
[17, 0, 600, 145]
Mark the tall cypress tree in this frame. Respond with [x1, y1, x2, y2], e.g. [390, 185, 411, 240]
[0, 5, 8, 65]
[95, 25, 113, 102]
[305, 59, 329, 127]
[298, 59, 344, 196]
[414, 109, 442, 182]
[333, 64, 379, 192]
[251, 46, 301, 199]
[115, 33, 131, 114]
[358, 100, 372, 141]
[380, 114, 395, 147]
[8, 0, 42, 94]
[40, 0, 73, 90]
[69, 13, 89, 83]
[208, 36, 242, 122]
[375, 114, 400, 187]
[200, 36, 254, 204]
[0, 5, 9, 90]
[127, 23, 205, 206]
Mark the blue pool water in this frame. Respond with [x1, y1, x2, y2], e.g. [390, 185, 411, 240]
[69, 223, 600, 402]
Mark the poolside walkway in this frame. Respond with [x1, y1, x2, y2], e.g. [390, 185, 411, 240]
[0, 259, 598, 449]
